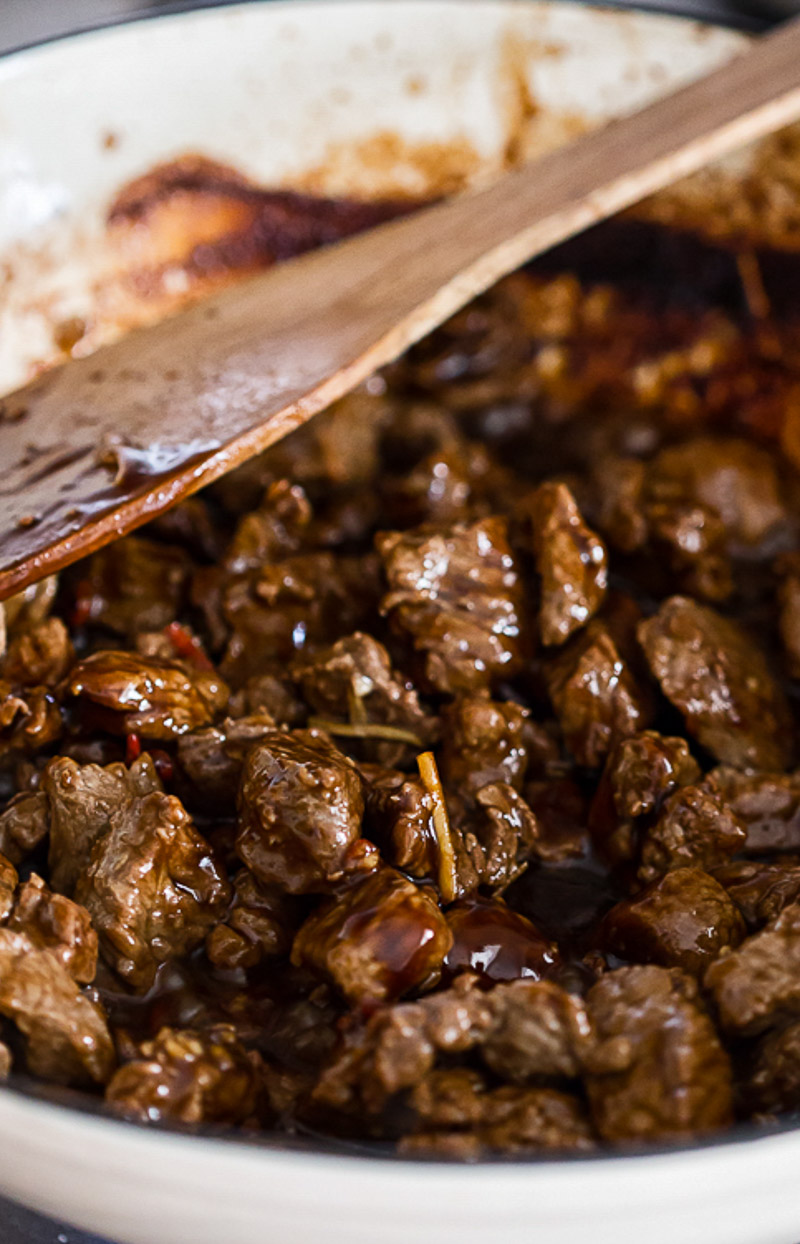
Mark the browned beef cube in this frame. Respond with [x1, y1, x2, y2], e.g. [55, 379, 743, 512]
[8, 873, 98, 984]
[292, 631, 435, 766]
[590, 454, 648, 553]
[227, 671, 305, 725]
[0, 852, 17, 921]
[602, 868, 746, 976]
[292, 867, 452, 1004]
[524, 778, 589, 861]
[76, 536, 189, 639]
[206, 869, 300, 971]
[444, 900, 560, 986]
[3, 618, 73, 687]
[545, 621, 653, 768]
[67, 651, 229, 740]
[638, 597, 792, 770]
[0, 790, 49, 866]
[377, 516, 526, 694]
[0, 928, 114, 1086]
[744, 1019, 800, 1113]
[712, 859, 800, 930]
[526, 481, 607, 646]
[0, 681, 62, 758]
[223, 479, 311, 574]
[705, 903, 800, 1034]
[45, 754, 162, 895]
[106, 1025, 257, 1124]
[590, 731, 700, 864]
[708, 766, 800, 853]
[76, 791, 230, 992]
[638, 783, 747, 884]
[440, 696, 530, 796]
[362, 766, 437, 880]
[176, 713, 277, 813]
[480, 978, 592, 1081]
[585, 965, 732, 1141]
[237, 730, 374, 894]
[471, 783, 541, 889]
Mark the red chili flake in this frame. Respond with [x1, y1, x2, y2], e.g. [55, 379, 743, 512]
[125, 733, 142, 764]
[71, 579, 97, 628]
[149, 749, 174, 783]
[164, 621, 214, 671]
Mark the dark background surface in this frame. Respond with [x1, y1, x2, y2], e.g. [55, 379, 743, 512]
[0, 0, 791, 1239]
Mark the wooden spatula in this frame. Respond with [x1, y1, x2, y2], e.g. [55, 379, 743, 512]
[3, 15, 800, 600]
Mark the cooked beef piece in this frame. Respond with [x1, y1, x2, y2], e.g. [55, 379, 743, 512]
[707, 766, 800, 854]
[444, 899, 560, 985]
[75, 790, 230, 992]
[526, 481, 607, 646]
[637, 782, 747, 884]
[705, 903, 800, 1034]
[228, 671, 305, 726]
[590, 455, 648, 554]
[67, 651, 229, 740]
[711, 859, 800, 930]
[402, 1077, 595, 1155]
[0, 682, 62, 758]
[291, 867, 452, 1004]
[478, 978, 591, 1081]
[362, 767, 437, 879]
[176, 713, 277, 813]
[584, 965, 732, 1141]
[377, 516, 526, 694]
[777, 552, 800, 678]
[590, 731, 700, 865]
[638, 597, 792, 770]
[544, 621, 653, 768]
[0, 791, 48, 866]
[744, 1020, 800, 1114]
[206, 870, 300, 971]
[220, 552, 380, 686]
[45, 754, 162, 895]
[106, 1025, 258, 1124]
[601, 868, 746, 976]
[440, 696, 530, 796]
[3, 618, 73, 688]
[0, 852, 17, 921]
[8, 873, 98, 984]
[384, 440, 507, 529]
[524, 778, 589, 861]
[76, 536, 189, 639]
[470, 783, 540, 888]
[237, 730, 375, 894]
[292, 632, 435, 766]
[0, 928, 114, 1086]
[223, 479, 312, 574]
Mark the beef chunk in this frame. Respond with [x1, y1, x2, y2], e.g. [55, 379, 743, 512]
[377, 516, 526, 694]
[292, 631, 435, 766]
[291, 867, 452, 1004]
[0, 928, 114, 1085]
[638, 597, 792, 770]
[444, 900, 560, 985]
[590, 455, 648, 553]
[223, 479, 312, 574]
[402, 1077, 595, 1155]
[712, 859, 800, 930]
[176, 713, 277, 813]
[362, 767, 437, 879]
[545, 621, 653, 768]
[228, 671, 305, 726]
[67, 651, 229, 740]
[479, 978, 592, 1081]
[0, 681, 62, 758]
[637, 783, 747, 884]
[0, 790, 49, 866]
[744, 1020, 800, 1114]
[206, 870, 300, 970]
[3, 618, 73, 687]
[237, 730, 375, 894]
[75, 537, 189, 639]
[707, 766, 800, 854]
[106, 1025, 257, 1124]
[524, 778, 590, 861]
[527, 481, 607, 646]
[440, 696, 530, 796]
[705, 903, 800, 1034]
[45, 754, 162, 895]
[0, 852, 17, 921]
[590, 731, 700, 864]
[471, 783, 540, 888]
[8, 874, 98, 984]
[75, 791, 230, 991]
[585, 965, 732, 1140]
[602, 868, 746, 976]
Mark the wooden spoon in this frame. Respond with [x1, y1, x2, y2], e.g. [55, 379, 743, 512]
[3, 15, 800, 600]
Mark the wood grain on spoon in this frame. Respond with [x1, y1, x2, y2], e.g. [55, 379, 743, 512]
[3, 16, 800, 600]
